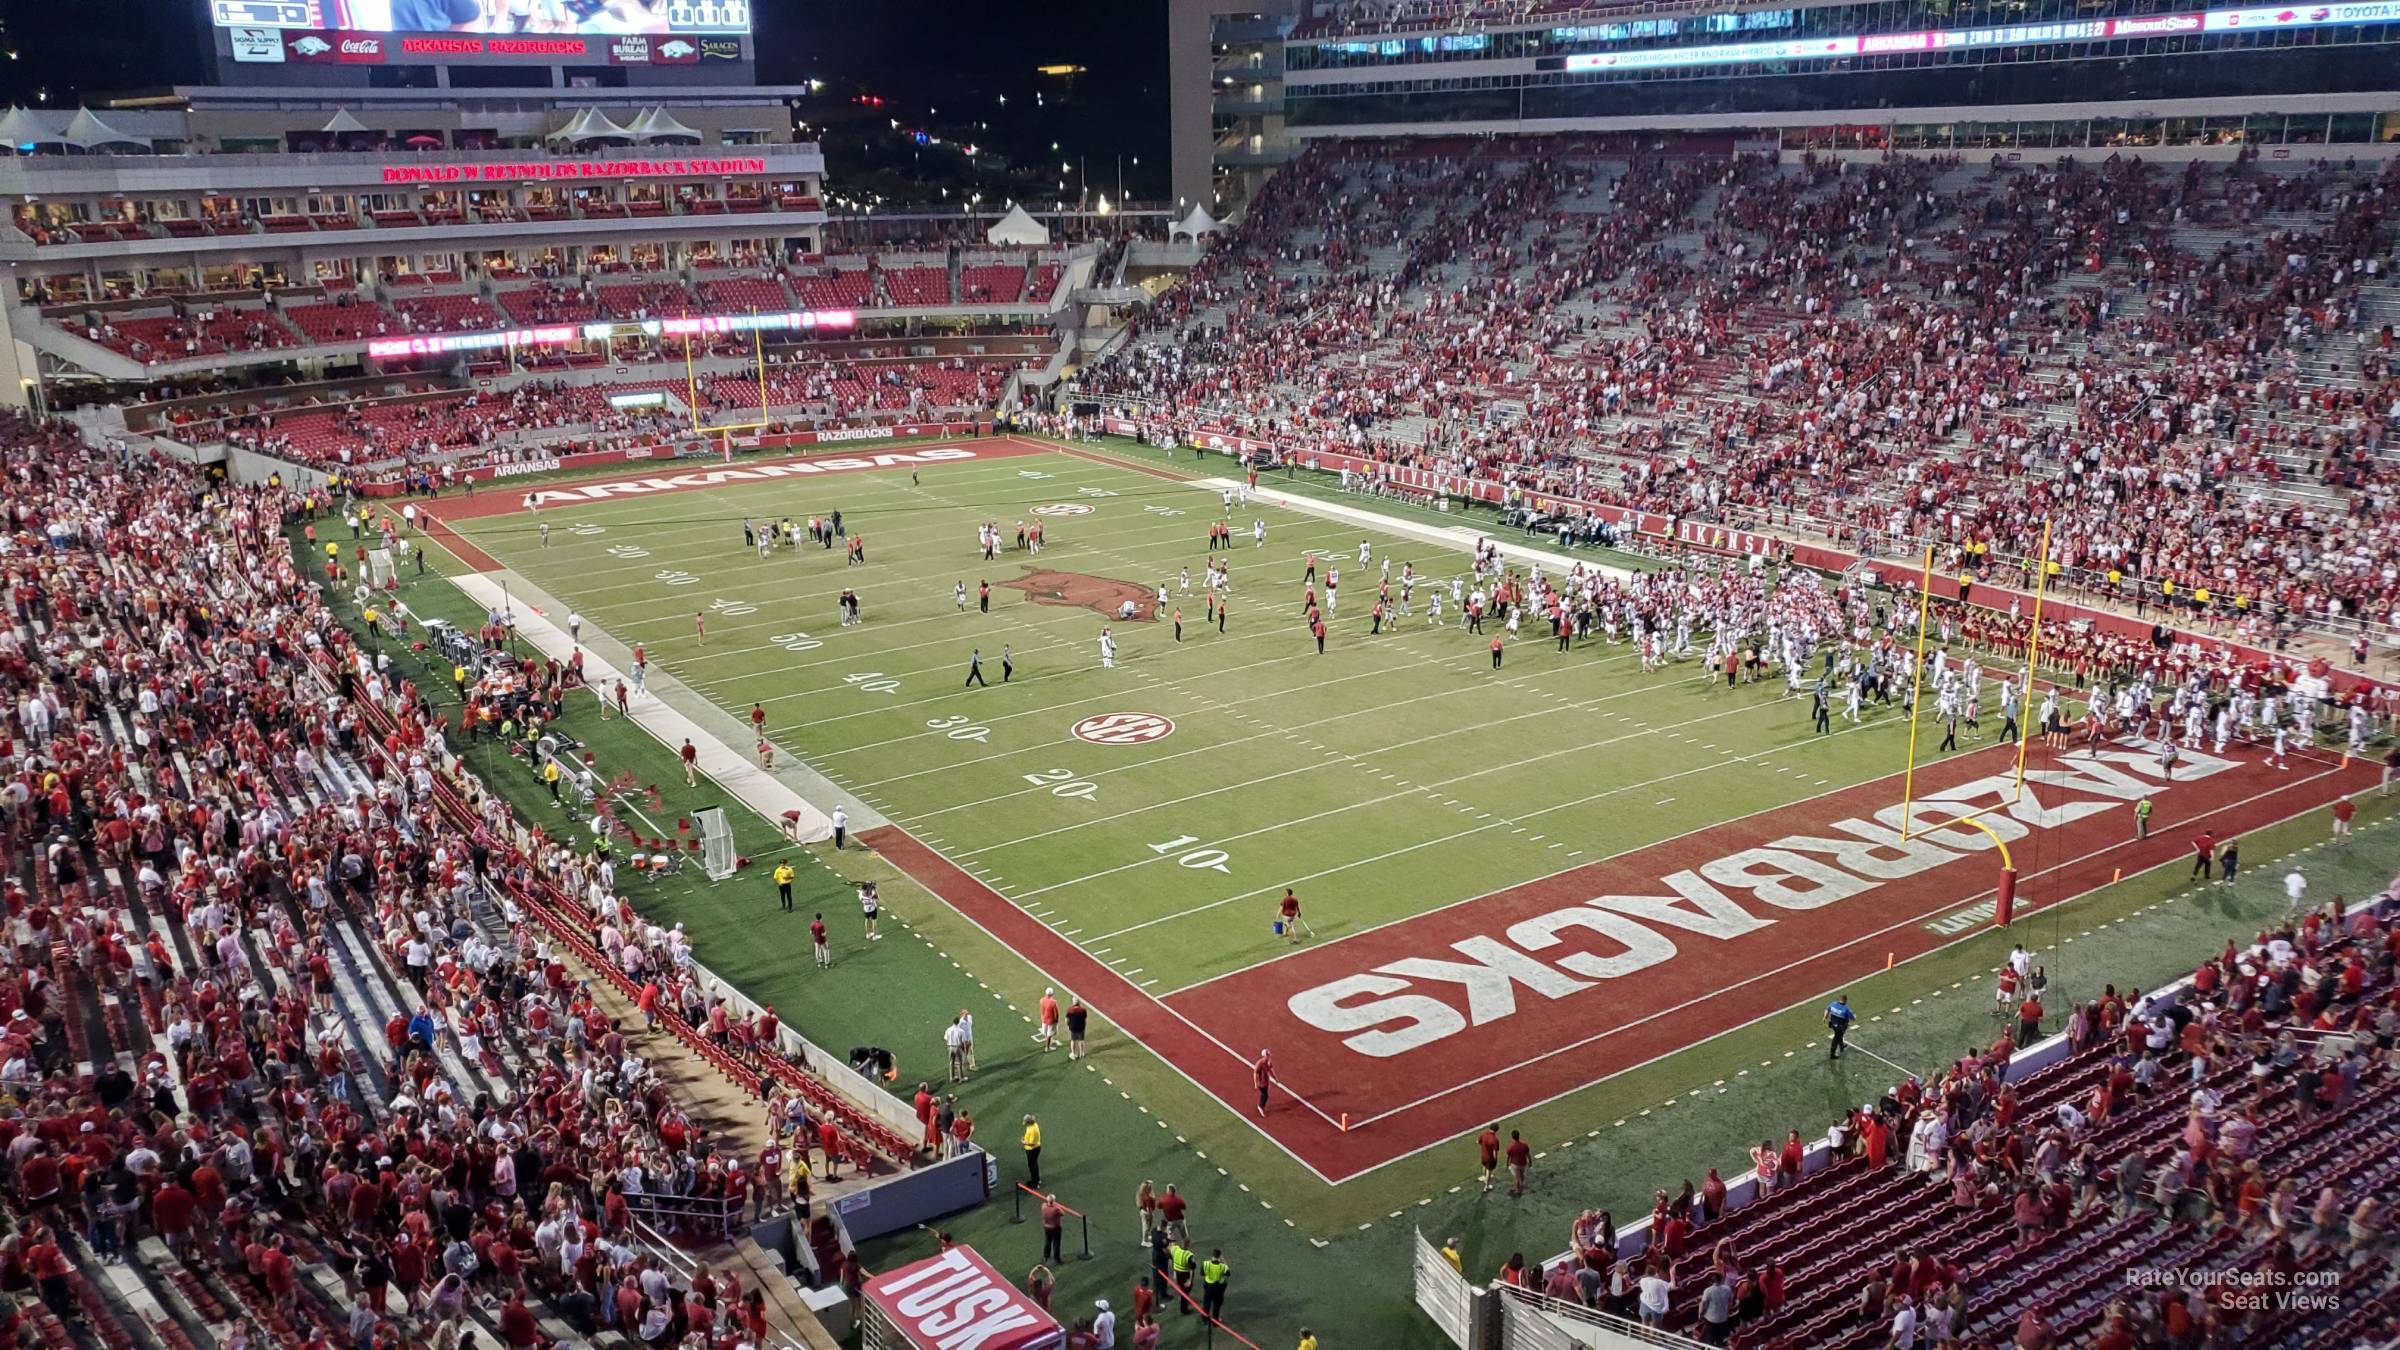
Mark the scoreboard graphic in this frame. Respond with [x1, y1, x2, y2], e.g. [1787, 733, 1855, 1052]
[208, 0, 750, 35]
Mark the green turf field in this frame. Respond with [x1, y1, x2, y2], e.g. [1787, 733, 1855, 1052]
[449, 444, 1948, 987]
[321, 435, 2400, 1349]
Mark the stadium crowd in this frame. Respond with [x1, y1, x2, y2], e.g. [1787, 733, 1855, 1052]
[1500, 888, 2400, 1347]
[0, 409, 860, 1347]
[1075, 143, 2400, 646]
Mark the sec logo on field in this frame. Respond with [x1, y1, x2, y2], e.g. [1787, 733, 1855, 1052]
[1071, 712, 1175, 745]
[1032, 502, 1095, 516]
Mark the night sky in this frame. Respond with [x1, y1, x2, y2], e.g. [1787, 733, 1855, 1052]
[0, 0, 1171, 202]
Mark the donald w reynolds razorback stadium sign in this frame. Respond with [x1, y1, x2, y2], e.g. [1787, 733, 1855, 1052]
[380, 157, 767, 185]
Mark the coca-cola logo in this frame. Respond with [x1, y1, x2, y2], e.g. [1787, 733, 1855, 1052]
[338, 35, 385, 61]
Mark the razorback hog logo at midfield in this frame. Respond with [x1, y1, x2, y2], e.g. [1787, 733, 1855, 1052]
[998, 569, 1157, 621]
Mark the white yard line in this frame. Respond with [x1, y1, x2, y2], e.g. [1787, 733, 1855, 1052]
[448, 571, 845, 841]
[1180, 473, 1638, 584]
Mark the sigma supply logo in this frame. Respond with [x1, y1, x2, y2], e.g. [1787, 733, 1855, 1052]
[1285, 740, 2239, 1058]
[286, 32, 336, 59]
[698, 36, 743, 62]
[1071, 712, 1174, 746]
[230, 27, 285, 62]
[336, 33, 386, 62]
[489, 458, 563, 480]
[609, 34, 652, 63]
[655, 37, 701, 63]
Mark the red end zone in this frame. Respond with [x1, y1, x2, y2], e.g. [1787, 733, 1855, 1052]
[873, 736, 2373, 1183]
[412, 439, 1041, 568]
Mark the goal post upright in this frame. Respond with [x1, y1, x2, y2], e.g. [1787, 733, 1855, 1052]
[1893, 520, 2056, 927]
[681, 316, 774, 462]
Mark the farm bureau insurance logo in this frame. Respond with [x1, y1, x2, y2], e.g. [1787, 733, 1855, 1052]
[1072, 712, 1174, 746]
[1032, 502, 1095, 516]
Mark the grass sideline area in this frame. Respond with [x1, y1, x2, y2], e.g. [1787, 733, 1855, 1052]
[296, 433, 2400, 1348]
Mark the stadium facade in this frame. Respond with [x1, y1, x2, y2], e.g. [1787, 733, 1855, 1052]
[1172, 0, 2400, 209]
[0, 2, 1087, 429]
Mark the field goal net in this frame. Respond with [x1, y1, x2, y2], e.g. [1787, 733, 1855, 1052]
[695, 806, 738, 880]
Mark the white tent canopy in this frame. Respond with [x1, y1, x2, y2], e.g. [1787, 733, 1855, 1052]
[320, 108, 371, 135]
[626, 106, 703, 143]
[984, 203, 1050, 247]
[0, 108, 56, 149]
[1169, 204, 1224, 242]
[60, 108, 145, 150]
[547, 107, 630, 144]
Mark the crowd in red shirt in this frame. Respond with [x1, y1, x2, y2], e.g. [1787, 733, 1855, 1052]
[1077, 140, 2400, 649]
[0, 412, 823, 1348]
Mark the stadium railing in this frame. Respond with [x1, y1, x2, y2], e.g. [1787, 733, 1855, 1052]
[1497, 883, 2400, 1309]
[1008, 1183, 1093, 1261]
[1156, 1254, 1265, 1350]
[622, 1188, 750, 1244]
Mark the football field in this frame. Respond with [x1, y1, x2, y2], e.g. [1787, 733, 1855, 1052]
[432, 436, 2375, 1182]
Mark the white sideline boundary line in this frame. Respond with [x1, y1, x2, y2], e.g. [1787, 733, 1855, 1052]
[1324, 754, 2350, 1157]
[451, 440, 2360, 1186]
[1176, 472, 1642, 587]
[447, 571, 846, 842]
